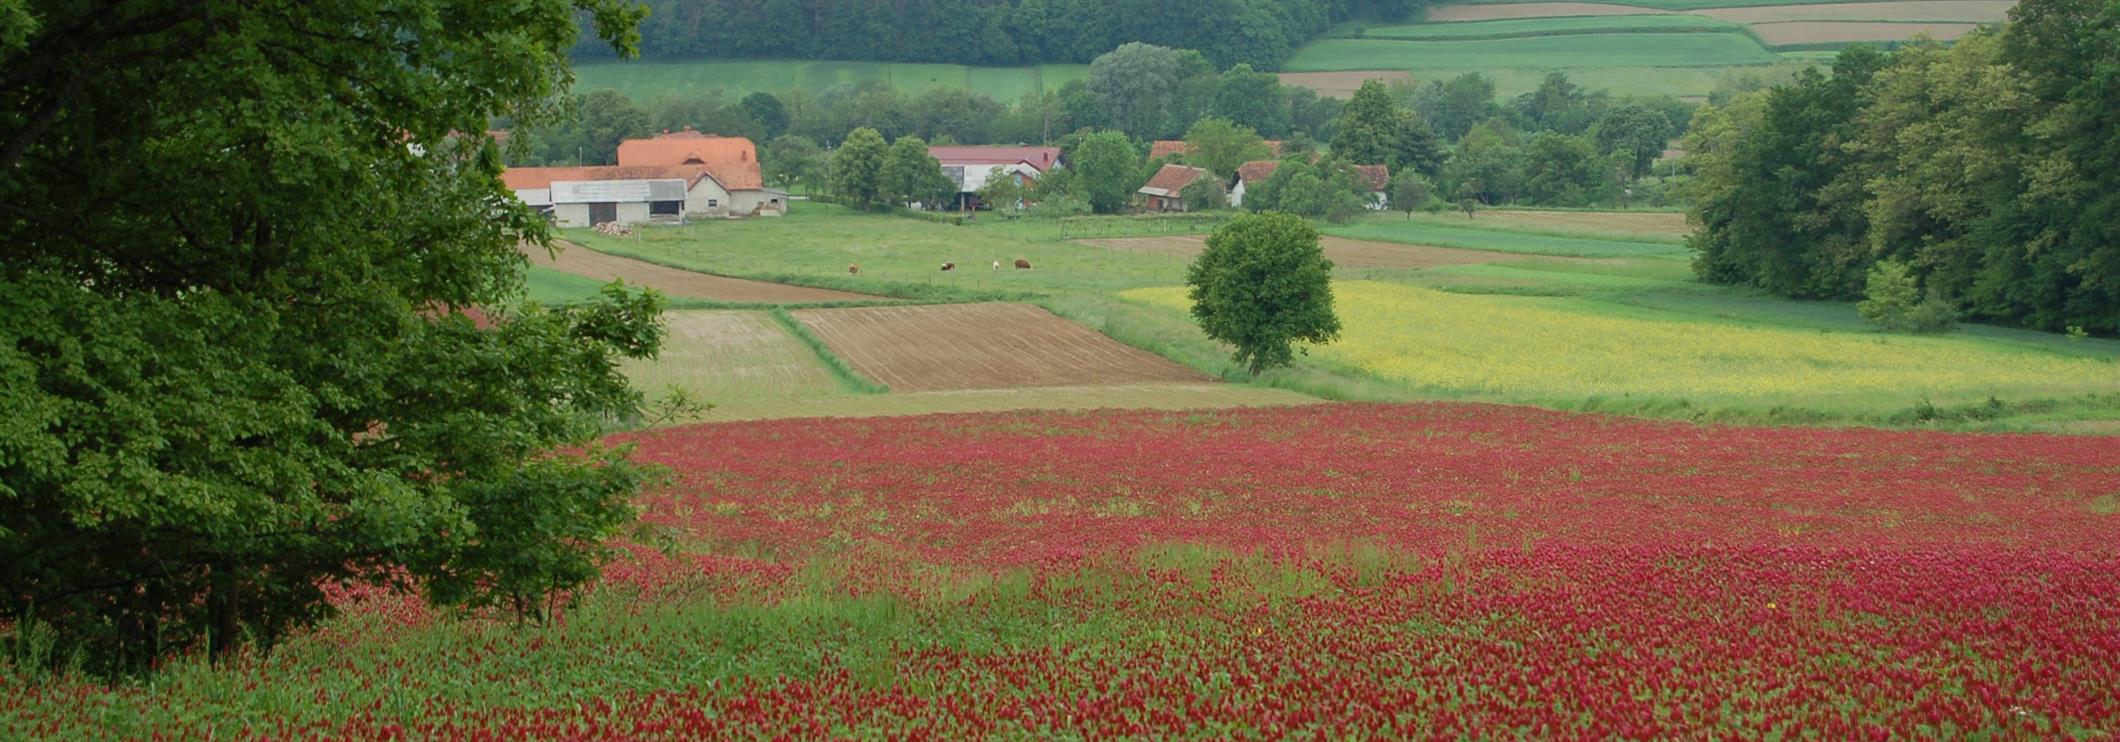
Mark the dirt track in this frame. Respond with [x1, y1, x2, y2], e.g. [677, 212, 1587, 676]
[1076, 235, 1517, 270]
[791, 303, 1211, 392]
[528, 241, 881, 303]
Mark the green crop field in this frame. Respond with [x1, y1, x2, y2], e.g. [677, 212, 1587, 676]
[1285, 32, 1781, 71]
[1437, 0, 1891, 9]
[571, 60, 1088, 103]
[546, 204, 2120, 428]
[1363, 14, 1739, 39]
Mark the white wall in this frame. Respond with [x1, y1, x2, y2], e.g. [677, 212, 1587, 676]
[686, 178, 733, 218]
[554, 203, 589, 228]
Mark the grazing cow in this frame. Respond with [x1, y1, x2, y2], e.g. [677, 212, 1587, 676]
[941, 262, 956, 272]
[1014, 259, 1032, 270]
[848, 264, 860, 275]
[992, 260, 1001, 270]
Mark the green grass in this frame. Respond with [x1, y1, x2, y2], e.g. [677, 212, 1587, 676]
[571, 60, 1087, 104]
[1285, 33, 1781, 71]
[1326, 217, 1690, 258]
[1436, 0, 1892, 9]
[1365, 15, 1739, 40]
[767, 307, 891, 394]
[1404, 63, 1813, 98]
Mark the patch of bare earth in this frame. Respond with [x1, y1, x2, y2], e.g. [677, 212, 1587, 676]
[1077, 235, 1527, 270]
[529, 241, 882, 303]
[1278, 71, 1417, 98]
[1749, 21, 1979, 45]
[1425, 3, 1662, 21]
[791, 303, 1211, 392]
[1695, 1, 2013, 23]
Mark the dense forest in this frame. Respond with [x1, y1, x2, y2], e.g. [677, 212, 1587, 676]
[573, 0, 1424, 69]
[1685, 0, 2120, 335]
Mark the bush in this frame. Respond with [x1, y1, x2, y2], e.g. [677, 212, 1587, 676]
[1859, 260, 1957, 333]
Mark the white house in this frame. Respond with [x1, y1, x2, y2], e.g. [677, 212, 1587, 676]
[929, 146, 1062, 211]
[1228, 160, 1281, 209]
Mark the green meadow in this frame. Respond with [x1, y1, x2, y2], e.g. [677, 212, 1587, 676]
[1363, 15, 1739, 40]
[1284, 32, 1781, 71]
[571, 60, 1088, 104]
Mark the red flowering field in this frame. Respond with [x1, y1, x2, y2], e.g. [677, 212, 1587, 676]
[6, 403, 2119, 739]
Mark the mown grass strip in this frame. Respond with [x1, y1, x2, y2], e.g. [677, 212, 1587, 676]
[1364, 15, 1737, 40]
[768, 308, 891, 394]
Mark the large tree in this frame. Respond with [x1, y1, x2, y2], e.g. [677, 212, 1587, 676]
[879, 135, 954, 208]
[830, 127, 889, 207]
[1063, 130, 1143, 214]
[0, 0, 662, 673]
[1185, 213, 1342, 376]
[1088, 42, 1184, 139]
[1182, 117, 1273, 177]
[1330, 79, 1444, 175]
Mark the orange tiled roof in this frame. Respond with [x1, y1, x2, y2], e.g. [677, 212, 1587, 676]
[1151, 140, 1284, 160]
[1235, 160, 1281, 185]
[615, 131, 764, 190]
[1139, 164, 1214, 196]
[500, 164, 713, 191]
[1350, 164, 1391, 192]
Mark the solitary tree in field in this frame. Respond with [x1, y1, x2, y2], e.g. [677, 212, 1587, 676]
[1390, 171, 1434, 219]
[0, 0, 667, 674]
[831, 127, 888, 208]
[1186, 213, 1341, 375]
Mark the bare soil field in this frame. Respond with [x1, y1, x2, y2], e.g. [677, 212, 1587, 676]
[1076, 235, 1524, 270]
[1453, 210, 1691, 239]
[791, 303, 1211, 392]
[1276, 70, 1417, 97]
[530, 241, 882, 303]
[700, 384, 1319, 422]
[1695, 1, 2013, 23]
[1425, 3, 1663, 21]
[620, 311, 843, 404]
[1749, 20, 1979, 44]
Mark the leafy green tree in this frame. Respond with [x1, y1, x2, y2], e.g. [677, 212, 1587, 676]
[977, 167, 1029, 214]
[1330, 79, 1444, 175]
[547, 88, 652, 164]
[740, 91, 790, 139]
[647, 95, 766, 144]
[1179, 171, 1231, 211]
[1859, 260, 1958, 333]
[1442, 121, 1521, 205]
[1064, 130, 1143, 214]
[830, 127, 889, 208]
[1413, 73, 1500, 141]
[0, 0, 659, 674]
[1519, 133, 1601, 206]
[1517, 72, 1593, 133]
[1215, 63, 1289, 137]
[879, 135, 954, 208]
[1593, 104, 1675, 179]
[765, 134, 824, 191]
[1089, 42, 1183, 139]
[1183, 118, 1272, 177]
[1245, 159, 1365, 222]
[1185, 213, 1342, 376]
[1389, 171, 1435, 218]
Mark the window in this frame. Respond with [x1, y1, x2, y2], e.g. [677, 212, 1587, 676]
[650, 200, 681, 216]
[708, 199, 719, 208]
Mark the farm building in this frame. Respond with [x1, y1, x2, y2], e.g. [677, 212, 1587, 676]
[929, 146, 1063, 211]
[1352, 164, 1391, 210]
[1228, 160, 1281, 209]
[502, 164, 762, 226]
[615, 130, 786, 218]
[1149, 140, 1284, 161]
[1138, 164, 1218, 212]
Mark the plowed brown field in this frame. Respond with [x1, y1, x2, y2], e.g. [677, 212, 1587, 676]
[1076, 235, 1515, 270]
[1426, 2, 1662, 21]
[791, 303, 1211, 392]
[529, 241, 881, 303]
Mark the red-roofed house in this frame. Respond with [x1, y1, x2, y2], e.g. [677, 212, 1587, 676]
[1228, 160, 1282, 209]
[1351, 164, 1392, 209]
[1149, 140, 1285, 161]
[1137, 164, 1217, 212]
[929, 146, 1063, 211]
[613, 130, 785, 218]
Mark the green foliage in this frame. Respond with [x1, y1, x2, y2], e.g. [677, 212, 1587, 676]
[879, 136, 955, 209]
[1089, 43, 1186, 139]
[1412, 73, 1500, 141]
[976, 167, 1031, 215]
[1214, 64, 1289, 137]
[830, 127, 889, 208]
[1182, 118, 1272, 177]
[1389, 171, 1436, 217]
[740, 92, 790, 139]
[1520, 133, 1603, 207]
[1185, 213, 1342, 375]
[1329, 80, 1443, 176]
[541, 89, 653, 165]
[1859, 261, 1958, 334]
[1179, 172, 1232, 211]
[1284, 33, 1779, 73]
[1593, 104, 1676, 179]
[0, 0, 663, 674]
[1062, 131, 1143, 215]
[765, 134, 824, 191]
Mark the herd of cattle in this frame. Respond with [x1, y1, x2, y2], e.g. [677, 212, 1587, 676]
[846, 260, 1033, 275]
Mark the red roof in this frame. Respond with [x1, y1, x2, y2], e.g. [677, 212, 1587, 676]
[1139, 164, 1214, 196]
[616, 131, 763, 190]
[1235, 160, 1281, 185]
[1351, 164, 1391, 192]
[500, 164, 714, 191]
[929, 146, 1061, 171]
[1150, 140, 1284, 160]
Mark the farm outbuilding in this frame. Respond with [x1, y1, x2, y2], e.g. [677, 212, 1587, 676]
[1351, 164, 1391, 210]
[616, 130, 785, 218]
[1138, 164, 1217, 212]
[1228, 160, 1282, 209]
[929, 146, 1063, 211]
[546, 178, 690, 228]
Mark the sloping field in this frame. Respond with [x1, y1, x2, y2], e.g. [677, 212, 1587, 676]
[1285, 33, 1779, 71]
[622, 310, 846, 406]
[1276, 70, 1417, 97]
[1694, 0, 2014, 22]
[1426, 2, 1665, 21]
[1325, 220, 1687, 257]
[1442, 210, 1692, 240]
[1751, 20, 1980, 44]
[571, 61, 1088, 104]
[701, 383, 1315, 421]
[1366, 14, 1736, 38]
[529, 242, 882, 303]
[1076, 235, 1537, 270]
[792, 303, 1211, 392]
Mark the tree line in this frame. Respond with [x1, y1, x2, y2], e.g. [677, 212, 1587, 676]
[1685, 0, 2120, 336]
[574, 0, 1423, 70]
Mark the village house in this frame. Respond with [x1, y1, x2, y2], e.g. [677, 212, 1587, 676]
[1137, 164, 1217, 212]
[1352, 164, 1392, 210]
[500, 130, 785, 227]
[1148, 140, 1285, 161]
[1228, 160, 1280, 209]
[616, 130, 785, 218]
[928, 145, 1062, 211]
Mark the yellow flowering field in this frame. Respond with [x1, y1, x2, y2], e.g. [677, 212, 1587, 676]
[1125, 281, 2120, 405]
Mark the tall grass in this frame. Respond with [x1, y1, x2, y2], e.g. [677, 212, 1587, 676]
[768, 308, 890, 394]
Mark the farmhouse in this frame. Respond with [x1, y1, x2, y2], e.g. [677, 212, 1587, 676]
[1352, 164, 1391, 210]
[1138, 164, 1217, 212]
[1149, 140, 1285, 161]
[929, 145, 1063, 211]
[1228, 160, 1281, 209]
[616, 130, 785, 218]
[502, 165, 710, 228]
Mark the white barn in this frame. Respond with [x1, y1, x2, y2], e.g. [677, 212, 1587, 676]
[547, 178, 690, 228]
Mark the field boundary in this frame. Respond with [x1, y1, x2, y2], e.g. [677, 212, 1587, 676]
[767, 308, 892, 394]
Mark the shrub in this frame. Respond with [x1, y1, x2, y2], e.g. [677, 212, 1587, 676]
[1859, 260, 1956, 333]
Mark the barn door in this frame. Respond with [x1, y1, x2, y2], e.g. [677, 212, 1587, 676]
[589, 202, 618, 225]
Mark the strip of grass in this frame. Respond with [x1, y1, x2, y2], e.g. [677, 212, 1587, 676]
[1441, 0, 1902, 10]
[1325, 220, 1688, 258]
[1366, 15, 1738, 40]
[767, 308, 891, 394]
[1285, 33, 1780, 71]
[571, 60, 1087, 104]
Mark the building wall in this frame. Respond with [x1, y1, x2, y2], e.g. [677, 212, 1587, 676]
[553, 201, 655, 228]
[686, 178, 733, 218]
[727, 189, 786, 217]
